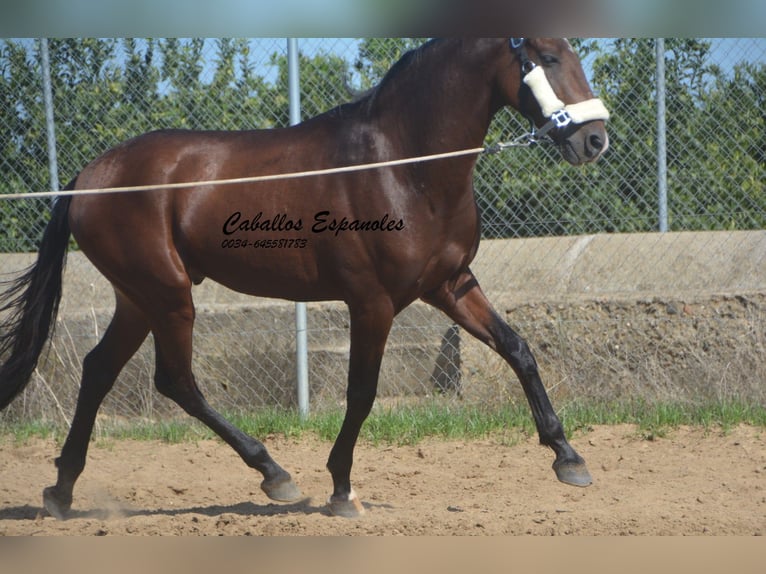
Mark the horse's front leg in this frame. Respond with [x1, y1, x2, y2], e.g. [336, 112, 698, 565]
[422, 269, 592, 487]
[326, 298, 395, 517]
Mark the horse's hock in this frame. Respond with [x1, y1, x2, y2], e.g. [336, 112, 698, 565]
[3, 229, 765, 418]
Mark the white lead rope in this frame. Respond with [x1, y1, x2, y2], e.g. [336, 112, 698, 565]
[0, 145, 505, 201]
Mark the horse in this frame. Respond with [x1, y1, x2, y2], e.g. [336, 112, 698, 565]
[0, 38, 608, 519]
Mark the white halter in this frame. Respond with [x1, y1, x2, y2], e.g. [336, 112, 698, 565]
[510, 38, 609, 137]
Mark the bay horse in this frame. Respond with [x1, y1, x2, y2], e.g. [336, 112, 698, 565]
[0, 38, 608, 518]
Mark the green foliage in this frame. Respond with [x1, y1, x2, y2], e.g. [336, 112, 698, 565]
[480, 38, 765, 237]
[1, 38, 764, 252]
[354, 38, 427, 88]
[270, 49, 350, 125]
[593, 39, 765, 233]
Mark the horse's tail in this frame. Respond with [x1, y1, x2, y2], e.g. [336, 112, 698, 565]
[0, 183, 74, 410]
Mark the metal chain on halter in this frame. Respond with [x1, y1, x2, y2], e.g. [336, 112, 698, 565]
[482, 132, 544, 154]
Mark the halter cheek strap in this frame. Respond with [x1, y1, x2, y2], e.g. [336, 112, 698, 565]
[522, 66, 565, 117]
[510, 38, 609, 138]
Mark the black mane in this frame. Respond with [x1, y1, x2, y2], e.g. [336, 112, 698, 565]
[349, 39, 443, 117]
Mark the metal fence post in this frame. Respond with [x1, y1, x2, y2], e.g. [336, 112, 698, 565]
[39, 38, 60, 197]
[288, 38, 310, 419]
[2, 38, 765, 420]
[656, 38, 668, 232]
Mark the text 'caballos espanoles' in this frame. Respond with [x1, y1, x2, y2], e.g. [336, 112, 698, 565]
[222, 211, 405, 237]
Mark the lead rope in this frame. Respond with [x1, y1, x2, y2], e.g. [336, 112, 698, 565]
[0, 136, 543, 201]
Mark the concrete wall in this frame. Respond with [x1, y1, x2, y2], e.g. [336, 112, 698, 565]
[2, 230, 765, 414]
[471, 230, 766, 303]
[5, 229, 765, 314]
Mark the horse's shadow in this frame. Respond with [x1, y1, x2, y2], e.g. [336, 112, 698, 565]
[0, 498, 393, 522]
[0, 498, 322, 522]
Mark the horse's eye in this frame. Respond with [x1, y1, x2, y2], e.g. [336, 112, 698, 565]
[541, 54, 559, 66]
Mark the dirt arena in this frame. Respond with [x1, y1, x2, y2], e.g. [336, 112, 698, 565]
[1, 424, 763, 535]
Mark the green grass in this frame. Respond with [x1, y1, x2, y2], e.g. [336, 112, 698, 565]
[560, 399, 766, 439]
[2, 400, 764, 446]
[0, 419, 60, 445]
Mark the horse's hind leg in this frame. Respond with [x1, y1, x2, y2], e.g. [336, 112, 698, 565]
[148, 288, 301, 503]
[43, 291, 150, 519]
[422, 269, 592, 487]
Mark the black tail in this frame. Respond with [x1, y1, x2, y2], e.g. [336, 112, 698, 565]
[0, 191, 73, 410]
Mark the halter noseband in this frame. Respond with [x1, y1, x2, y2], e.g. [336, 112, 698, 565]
[509, 38, 609, 141]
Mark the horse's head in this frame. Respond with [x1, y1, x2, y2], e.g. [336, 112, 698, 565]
[499, 38, 609, 166]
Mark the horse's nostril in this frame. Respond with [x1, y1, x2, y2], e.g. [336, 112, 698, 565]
[589, 133, 604, 151]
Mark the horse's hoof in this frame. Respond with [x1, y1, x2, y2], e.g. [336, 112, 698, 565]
[553, 459, 593, 487]
[328, 490, 365, 518]
[42, 486, 71, 521]
[260, 477, 303, 502]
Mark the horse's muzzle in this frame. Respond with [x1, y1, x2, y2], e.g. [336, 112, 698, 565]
[560, 121, 609, 166]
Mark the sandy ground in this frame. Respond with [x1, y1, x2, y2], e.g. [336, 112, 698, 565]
[0, 424, 764, 535]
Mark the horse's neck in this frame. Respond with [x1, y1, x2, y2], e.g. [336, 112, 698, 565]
[371, 44, 497, 156]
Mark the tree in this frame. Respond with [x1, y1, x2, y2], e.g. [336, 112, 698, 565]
[268, 48, 351, 127]
[354, 38, 427, 88]
[2, 38, 764, 252]
[678, 60, 766, 229]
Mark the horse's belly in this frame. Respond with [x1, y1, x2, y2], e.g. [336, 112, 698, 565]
[192, 247, 338, 302]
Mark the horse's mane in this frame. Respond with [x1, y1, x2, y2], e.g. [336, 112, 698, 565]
[351, 39, 442, 115]
[320, 38, 474, 123]
[373, 41, 434, 90]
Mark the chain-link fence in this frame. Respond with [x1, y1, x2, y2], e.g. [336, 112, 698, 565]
[1, 38, 765, 426]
